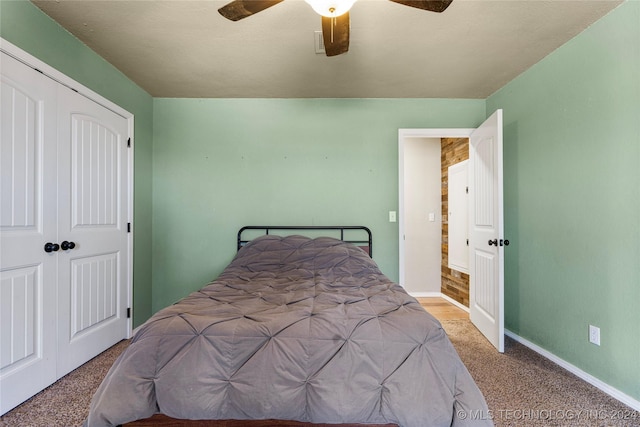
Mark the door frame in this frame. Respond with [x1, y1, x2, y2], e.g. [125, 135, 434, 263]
[398, 128, 474, 290]
[1, 38, 134, 337]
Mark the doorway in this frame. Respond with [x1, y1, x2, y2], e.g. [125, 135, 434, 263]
[399, 110, 505, 353]
[398, 128, 474, 309]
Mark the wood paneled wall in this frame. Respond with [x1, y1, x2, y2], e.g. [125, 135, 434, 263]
[441, 138, 470, 307]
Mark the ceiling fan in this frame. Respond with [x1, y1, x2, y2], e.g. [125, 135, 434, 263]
[218, 0, 453, 57]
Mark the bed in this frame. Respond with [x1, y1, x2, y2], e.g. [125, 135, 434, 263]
[85, 226, 490, 427]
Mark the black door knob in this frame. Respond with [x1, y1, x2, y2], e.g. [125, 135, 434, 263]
[61, 241, 76, 250]
[501, 239, 510, 246]
[44, 242, 60, 253]
[488, 239, 498, 246]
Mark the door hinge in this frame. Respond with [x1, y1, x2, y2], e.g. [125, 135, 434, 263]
[127, 307, 131, 318]
[465, 186, 469, 194]
[127, 138, 131, 147]
[127, 222, 131, 233]
[466, 239, 469, 246]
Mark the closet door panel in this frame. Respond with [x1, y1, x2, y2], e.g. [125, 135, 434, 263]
[56, 86, 129, 377]
[0, 266, 39, 365]
[71, 114, 119, 227]
[70, 252, 118, 337]
[0, 52, 58, 415]
[1, 83, 36, 229]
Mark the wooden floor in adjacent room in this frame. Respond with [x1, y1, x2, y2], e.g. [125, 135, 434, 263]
[417, 297, 469, 321]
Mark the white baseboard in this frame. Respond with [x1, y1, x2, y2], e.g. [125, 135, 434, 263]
[505, 329, 640, 412]
[408, 291, 640, 411]
[408, 291, 442, 298]
[439, 293, 470, 313]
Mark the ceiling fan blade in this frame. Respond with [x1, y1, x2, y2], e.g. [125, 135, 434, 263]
[321, 12, 350, 57]
[218, 0, 284, 21]
[388, 0, 453, 13]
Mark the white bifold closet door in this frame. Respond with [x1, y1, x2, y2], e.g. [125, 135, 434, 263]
[0, 51, 130, 414]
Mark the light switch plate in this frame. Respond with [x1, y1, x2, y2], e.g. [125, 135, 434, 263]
[589, 325, 600, 346]
[389, 211, 397, 222]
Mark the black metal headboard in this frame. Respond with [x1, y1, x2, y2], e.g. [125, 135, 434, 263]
[237, 226, 373, 257]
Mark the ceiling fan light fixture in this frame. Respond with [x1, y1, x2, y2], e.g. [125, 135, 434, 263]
[305, 0, 357, 17]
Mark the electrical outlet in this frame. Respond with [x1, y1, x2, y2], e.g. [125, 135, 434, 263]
[589, 325, 600, 346]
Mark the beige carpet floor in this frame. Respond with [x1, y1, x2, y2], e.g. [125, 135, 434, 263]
[1, 320, 638, 427]
[0, 340, 129, 427]
[441, 320, 638, 426]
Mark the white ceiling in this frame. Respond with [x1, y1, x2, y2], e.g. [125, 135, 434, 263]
[31, 0, 623, 98]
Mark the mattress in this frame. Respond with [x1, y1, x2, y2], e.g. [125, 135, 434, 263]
[85, 235, 490, 427]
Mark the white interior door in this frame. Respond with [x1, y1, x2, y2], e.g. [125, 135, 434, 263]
[56, 86, 130, 377]
[0, 52, 59, 414]
[468, 109, 505, 352]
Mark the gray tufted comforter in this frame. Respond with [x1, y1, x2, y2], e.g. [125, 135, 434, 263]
[86, 235, 490, 427]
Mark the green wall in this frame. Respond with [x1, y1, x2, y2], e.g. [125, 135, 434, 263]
[0, 0, 154, 327]
[4, 0, 638, 406]
[487, 1, 640, 401]
[152, 98, 485, 309]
